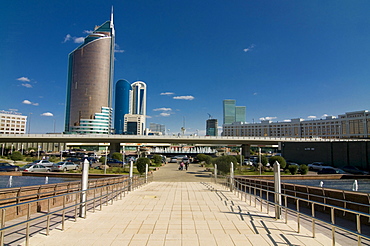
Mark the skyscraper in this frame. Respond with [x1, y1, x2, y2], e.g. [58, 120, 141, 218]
[206, 119, 218, 136]
[130, 81, 147, 115]
[114, 79, 131, 134]
[223, 100, 236, 124]
[64, 11, 115, 134]
[223, 100, 246, 125]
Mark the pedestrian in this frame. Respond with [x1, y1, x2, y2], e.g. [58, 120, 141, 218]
[180, 162, 184, 171]
[184, 162, 188, 170]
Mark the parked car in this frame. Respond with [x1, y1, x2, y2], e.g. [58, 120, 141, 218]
[170, 155, 187, 163]
[341, 166, 369, 175]
[51, 161, 79, 172]
[308, 162, 328, 171]
[182, 157, 190, 164]
[31, 160, 54, 167]
[0, 163, 20, 172]
[106, 159, 124, 167]
[318, 167, 347, 174]
[21, 164, 50, 172]
[65, 157, 81, 164]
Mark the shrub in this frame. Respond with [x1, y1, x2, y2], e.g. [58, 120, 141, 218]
[288, 165, 299, 175]
[10, 151, 23, 161]
[152, 154, 162, 166]
[300, 164, 308, 175]
[269, 156, 286, 169]
[112, 152, 122, 161]
[26, 157, 33, 162]
[136, 157, 150, 174]
[99, 156, 106, 163]
[214, 155, 237, 175]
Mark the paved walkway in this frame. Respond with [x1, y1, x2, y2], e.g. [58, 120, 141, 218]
[21, 163, 339, 245]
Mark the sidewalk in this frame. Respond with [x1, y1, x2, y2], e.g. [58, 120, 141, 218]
[21, 163, 339, 245]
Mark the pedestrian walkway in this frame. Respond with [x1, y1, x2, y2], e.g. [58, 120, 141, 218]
[21, 163, 339, 245]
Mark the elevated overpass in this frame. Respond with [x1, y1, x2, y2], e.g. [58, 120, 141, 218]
[0, 134, 363, 156]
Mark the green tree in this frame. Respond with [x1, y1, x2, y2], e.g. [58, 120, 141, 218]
[268, 156, 286, 169]
[111, 152, 122, 161]
[10, 151, 23, 162]
[136, 157, 150, 174]
[257, 155, 268, 166]
[288, 165, 298, 175]
[197, 154, 212, 164]
[152, 155, 162, 166]
[300, 164, 308, 175]
[214, 155, 236, 175]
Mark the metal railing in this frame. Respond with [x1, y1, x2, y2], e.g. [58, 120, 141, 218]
[0, 174, 152, 246]
[215, 175, 370, 246]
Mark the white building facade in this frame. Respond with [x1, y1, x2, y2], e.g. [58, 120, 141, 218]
[0, 110, 27, 134]
[223, 110, 370, 139]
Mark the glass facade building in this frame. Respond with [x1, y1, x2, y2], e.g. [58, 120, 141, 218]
[65, 13, 115, 134]
[206, 119, 218, 136]
[223, 100, 236, 124]
[114, 79, 131, 134]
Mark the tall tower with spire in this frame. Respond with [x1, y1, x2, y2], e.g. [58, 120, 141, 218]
[65, 10, 115, 134]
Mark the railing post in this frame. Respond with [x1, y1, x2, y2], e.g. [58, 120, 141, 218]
[214, 164, 217, 184]
[26, 203, 31, 246]
[230, 162, 234, 192]
[129, 161, 133, 192]
[0, 209, 5, 245]
[356, 214, 361, 245]
[331, 207, 335, 245]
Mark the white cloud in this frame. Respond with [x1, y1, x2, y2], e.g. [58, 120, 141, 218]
[160, 92, 174, 96]
[308, 116, 317, 119]
[22, 83, 32, 88]
[173, 95, 194, 100]
[283, 120, 291, 122]
[63, 34, 72, 43]
[160, 112, 171, 117]
[22, 100, 32, 105]
[321, 114, 329, 118]
[17, 77, 30, 82]
[74, 37, 85, 43]
[63, 34, 84, 43]
[41, 112, 53, 117]
[83, 30, 93, 34]
[153, 108, 172, 111]
[243, 44, 255, 52]
[259, 116, 277, 121]
[22, 100, 38, 106]
[114, 43, 124, 53]
[253, 92, 258, 96]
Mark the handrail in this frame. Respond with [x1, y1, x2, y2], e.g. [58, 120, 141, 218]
[224, 176, 370, 245]
[0, 173, 153, 245]
[234, 177, 370, 212]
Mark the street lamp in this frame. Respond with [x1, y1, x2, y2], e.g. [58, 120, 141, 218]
[104, 146, 108, 174]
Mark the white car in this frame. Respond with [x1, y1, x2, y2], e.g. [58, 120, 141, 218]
[31, 160, 54, 167]
[21, 164, 50, 172]
[308, 162, 330, 171]
[51, 162, 79, 172]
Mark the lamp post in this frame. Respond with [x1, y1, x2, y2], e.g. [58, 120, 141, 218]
[258, 147, 262, 175]
[27, 113, 32, 134]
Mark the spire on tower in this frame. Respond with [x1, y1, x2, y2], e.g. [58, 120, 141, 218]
[110, 6, 114, 28]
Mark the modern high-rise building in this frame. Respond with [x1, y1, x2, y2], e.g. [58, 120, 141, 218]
[122, 81, 147, 135]
[223, 100, 236, 125]
[64, 11, 115, 134]
[149, 123, 166, 135]
[235, 106, 246, 122]
[223, 100, 246, 125]
[206, 119, 218, 136]
[130, 81, 147, 116]
[114, 79, 131, 134]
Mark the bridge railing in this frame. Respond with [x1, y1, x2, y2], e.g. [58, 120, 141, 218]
[0, 174, 152, 246]
[213, 174, 370, 246]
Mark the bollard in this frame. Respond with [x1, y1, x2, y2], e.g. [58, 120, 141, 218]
[274, 161, 282, 219]
[145, 164, 148, 183]
[79, 159, 89, 218]
[129, 160, 133, 191]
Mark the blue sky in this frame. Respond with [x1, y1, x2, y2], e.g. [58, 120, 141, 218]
[2, 0, 370, 135]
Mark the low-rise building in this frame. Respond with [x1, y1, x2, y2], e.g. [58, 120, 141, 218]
[0, 110, 27, 134]
[223, 110, 370, 139]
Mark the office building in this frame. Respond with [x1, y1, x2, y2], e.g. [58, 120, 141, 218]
[130, 81, 147, 115]
[0, 110, 27, 134]
[223, 100, 236, 124]
[149, 123, 166, 135]
[64, 11, 115, 134]
[223, 99, 246, 125]
[124, 114, 146, 135]
[114, 79, 132, 134]
[206, 119, 218, 136]
[222, 110, 370, 139]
